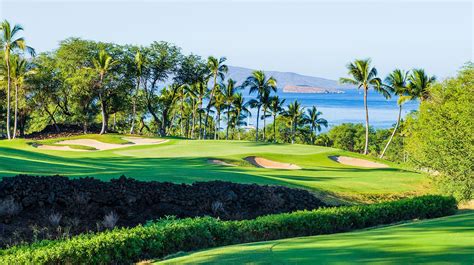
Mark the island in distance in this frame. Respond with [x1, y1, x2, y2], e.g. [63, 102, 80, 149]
[227, 66, 352, 94]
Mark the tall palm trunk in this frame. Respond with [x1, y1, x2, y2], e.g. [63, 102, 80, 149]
[6, 58, 11, 140]
[204, 75, 218, 139]
[380, 104, 402, 158]
[262, 107, 267, 141]
[191, 100, 196, 139]
[311, 125, 315, 145]
[99, 95, 107, 134]
[363, 87, 369, 155]
[255, 106, 261, 142]
[215, 111, 220, 140]
[129, 78, 139, 134]
[273, 113, 277, 143]
[290, 120, 295, 144]
[225, 106, 231, 140]
[13, 83, 19, 139]
[198, 110, 203, 140]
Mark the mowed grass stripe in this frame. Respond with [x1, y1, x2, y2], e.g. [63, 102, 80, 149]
[0, 135, 428, 200]
[158, 211, 474, 264]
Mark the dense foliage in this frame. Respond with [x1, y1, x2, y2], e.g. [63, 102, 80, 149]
[0, 195, 456, 264]
[407, 65, 474, 201]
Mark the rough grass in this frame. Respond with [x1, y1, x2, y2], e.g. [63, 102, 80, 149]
[157, 211, 474, 264]
[0, 135, 430, 203]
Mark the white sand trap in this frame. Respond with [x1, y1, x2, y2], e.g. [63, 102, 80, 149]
[207, 159, 236, 167]
[49, 137, 167, 151]
[329, 156, 388, 168]
[36, 144, 88, 152]
[245, 156, 301, 170]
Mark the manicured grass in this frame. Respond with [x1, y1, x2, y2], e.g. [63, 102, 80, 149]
[158, 211, 474, 264]
[0, 135, 429, 202]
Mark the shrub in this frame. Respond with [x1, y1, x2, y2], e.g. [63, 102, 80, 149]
[0, 195, 456, 264]
[406, 65, 474, 201]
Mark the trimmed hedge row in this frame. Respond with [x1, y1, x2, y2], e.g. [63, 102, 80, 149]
[0, 195, 456, 264]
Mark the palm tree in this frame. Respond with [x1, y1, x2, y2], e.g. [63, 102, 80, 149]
[204, 56, 227, 139]
[339, 59, 389, 154]
[230, 93, 250, 140]
[213, 91, 225, 140]
[0, 20, 35, 139]
[408, 69, 436, 101]
[267, 96, 285, 143]
[241, 70, 277, 141]
[92, 49, 118, 134]
[260, 91, 272, 141]
[378, 69, 412, 158]
[284, 100, 305, 144]
[222, 79, 240, 140]
[304, 106, 328, 144]
[130, 50, 145, 134]
[10, 55, 33, 139]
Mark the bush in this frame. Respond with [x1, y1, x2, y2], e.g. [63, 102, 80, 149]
[0, 195, 456, 264]
[406, 65, 474, 201]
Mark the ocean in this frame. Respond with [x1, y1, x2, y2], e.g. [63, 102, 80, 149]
[243, 89, 419, 131]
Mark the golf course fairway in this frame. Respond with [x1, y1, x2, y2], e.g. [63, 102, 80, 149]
[158, 211, 474, 264]
[0, 134, 428, 202]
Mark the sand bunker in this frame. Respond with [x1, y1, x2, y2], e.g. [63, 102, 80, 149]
[245, 156, 301, 170]
[37, 137, 167, 151]
[207, 159, 236, 167]
[36, 144, 88, 152]
[329, 156, 388, 168]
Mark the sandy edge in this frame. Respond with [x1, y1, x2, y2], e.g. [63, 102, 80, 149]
[245, 156, 301, 170]
[329, 156, 388, 168]
[36, 137, 168, 151]
[207, 159, 236, 167]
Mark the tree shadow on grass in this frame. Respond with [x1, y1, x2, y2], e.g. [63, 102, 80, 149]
[166, 213, 474, 264]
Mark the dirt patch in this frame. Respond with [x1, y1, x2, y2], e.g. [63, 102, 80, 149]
[207, 159, 236, 167]
[0, 175, 326, 247]
[329, 156, 388, 168]
[245, 156, 301, 170]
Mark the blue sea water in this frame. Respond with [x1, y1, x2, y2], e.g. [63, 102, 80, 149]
[244, 89, 419, 131]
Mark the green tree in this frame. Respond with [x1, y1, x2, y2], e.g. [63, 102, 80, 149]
[212, 90, 225, 140]
[230, 93, 250, 140]
[407, 65, 473, 201]
[340, 59, 389, 154]
[408, 69, 436, 101]
[0, 20, 35, 139]
[304, 106, 328, 144]
[379, 69, 411, 158]
[267, 95, 285, 143]
[204, 56, 227, 139]
[10, 55, 33, 138]
[130, 50, 145, 134]
[92, 49, 118, 134]
[284, 100, 305, 144]
[222, 79, 239, 140]
[242, 70, 277, 141]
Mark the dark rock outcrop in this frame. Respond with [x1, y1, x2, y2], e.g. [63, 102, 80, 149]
[0, 175, 325, 247]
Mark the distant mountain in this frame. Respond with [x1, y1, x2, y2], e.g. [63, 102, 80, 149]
[227, 66, 352, 93]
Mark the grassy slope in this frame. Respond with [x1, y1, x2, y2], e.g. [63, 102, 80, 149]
[0, 135, 428, 201]
[158, 211, 474, 265]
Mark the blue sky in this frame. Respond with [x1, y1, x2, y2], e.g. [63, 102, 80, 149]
[1, 0, 472, 80]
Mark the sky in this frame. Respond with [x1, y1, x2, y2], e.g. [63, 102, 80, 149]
[1, 0, 472, 80]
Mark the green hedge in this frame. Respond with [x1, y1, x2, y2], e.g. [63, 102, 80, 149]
[0, 195, 456, 264]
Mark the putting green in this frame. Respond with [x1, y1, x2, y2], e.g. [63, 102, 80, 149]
[0, 134, 428, 201]
[158, 211, 474, 264]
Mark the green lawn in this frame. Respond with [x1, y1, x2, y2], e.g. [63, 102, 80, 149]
[0, 134, 428, 202]
[158, 211, 474, 265]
